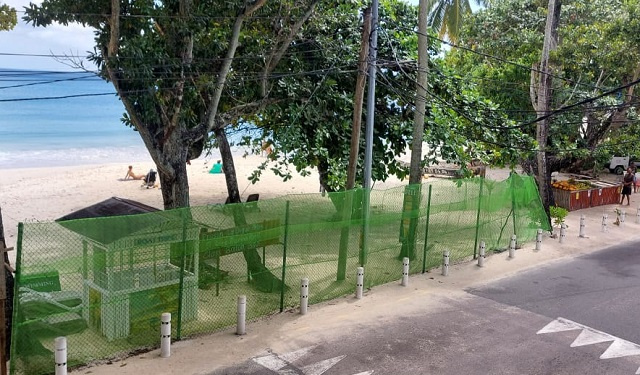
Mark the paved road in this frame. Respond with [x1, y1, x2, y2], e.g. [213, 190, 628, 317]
[209, 241, 640, 375]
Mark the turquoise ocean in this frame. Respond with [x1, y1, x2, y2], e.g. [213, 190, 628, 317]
[0, 69, 231, 170]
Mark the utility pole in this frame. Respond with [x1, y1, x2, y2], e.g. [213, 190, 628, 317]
[337, 6, 372, 280]
[361, 0, 379, 265]
[535, 0, 561, 222]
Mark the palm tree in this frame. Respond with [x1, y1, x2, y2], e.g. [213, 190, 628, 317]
[426, 0, 485, 42]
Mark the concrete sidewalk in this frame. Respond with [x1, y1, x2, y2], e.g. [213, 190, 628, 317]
[75, 195, 640, 375]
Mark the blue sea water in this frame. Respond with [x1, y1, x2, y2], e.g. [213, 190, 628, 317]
[0, 69, 151, 169]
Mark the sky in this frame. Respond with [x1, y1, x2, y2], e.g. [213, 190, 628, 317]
[1, 0, 423, 72]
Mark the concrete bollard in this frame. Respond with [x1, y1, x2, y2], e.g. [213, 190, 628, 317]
[300, 278, 309, 315]
[55, 337, 67, 375]
[602, 214, 608, 232]
[477, 241, 486, 267]
[356, 267, 364, 299]
[160, 313, 171, 358]
[237, 295, 246, 335]
[442, 250, 450, 276]
[559, 223, 567, 244]
[535, 229, 542, 251]
[621, 211, 626, 226]
[401, 257, 409, 286]
[509, 234, 516, 258]
[579, 215, 586, 238]
[636, 207, 640, 224]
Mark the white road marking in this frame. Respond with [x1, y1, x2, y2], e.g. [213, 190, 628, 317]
[300, 355, 346, 375]
[252, 346, 371, 375]
[539, 317, 640, 374]
[570, 328, 615, 347]
[253, 353, 289, 371]
[600, 339, 640, 359]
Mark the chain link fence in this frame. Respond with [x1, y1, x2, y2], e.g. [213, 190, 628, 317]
[10, 175, 549, 374]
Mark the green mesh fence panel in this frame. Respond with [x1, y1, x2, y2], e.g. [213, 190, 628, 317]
[10, 177, 549, 375]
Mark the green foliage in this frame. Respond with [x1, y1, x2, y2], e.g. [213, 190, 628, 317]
[444, 0, 640, 169]
[0, 3, 17, 31]
[549, 205, 568, 226]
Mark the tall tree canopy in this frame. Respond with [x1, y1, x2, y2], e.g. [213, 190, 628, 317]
[0, 2, 17, 31]
[445, 0, 640, 173]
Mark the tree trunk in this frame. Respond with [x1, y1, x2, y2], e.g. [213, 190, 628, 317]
[215, 127, 285, 292]
[157, 140, 191, 210]
[533, 0, 561, 227]
[400, 0, 429, 260]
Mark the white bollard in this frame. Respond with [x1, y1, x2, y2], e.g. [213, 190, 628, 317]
[621, 211, 626, 226]
[535, 229, 542, 251]
[356, 267, 364, 299]
[602, 214, 608, 232]
[55, 336, 67, 375]
[477, 241, 486, 267]
[559, 223, 567, 244]
[236, 295, 246, 335]
[300, 278, 309, 315]
[579, 215, 586, 238]
[401, 257, 409, 286]
[160, 312, 171, 358]
[636, 207, 640, 224]
[509, 234, 516, 258]
[442, 250, 450, 276]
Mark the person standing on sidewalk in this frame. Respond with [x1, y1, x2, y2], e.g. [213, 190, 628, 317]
[621, 167, 634, 205]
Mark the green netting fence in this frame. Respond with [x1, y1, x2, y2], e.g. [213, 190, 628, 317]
[10, 175, 549, 374]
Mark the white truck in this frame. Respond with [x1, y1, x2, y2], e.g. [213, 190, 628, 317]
[607, 156, 640, 175]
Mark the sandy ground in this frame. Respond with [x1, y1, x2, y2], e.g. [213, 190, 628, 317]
[1, 157, 638, 374]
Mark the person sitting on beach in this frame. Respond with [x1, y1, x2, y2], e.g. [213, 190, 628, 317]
[124, 165, 145, 180]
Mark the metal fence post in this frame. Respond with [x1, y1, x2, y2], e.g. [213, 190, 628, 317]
[356, 267, 364, 299]
[442, 250, 450, 276]
[579, 215, 586, 238]
[509, 234, 516, 258]
[176, 208, 187, 340]
[401, 257, 409, 286]
[421, 184, 433, 273]
[237, 295, 246, 335]
[54, 336, 67, 375]
[160, 313, 171, 358]
[300, 278, 309, 315]
[280, 201, 291, 313]
[473, 177, 485, 260]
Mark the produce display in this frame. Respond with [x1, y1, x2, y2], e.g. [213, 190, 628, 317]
[551, 179, 593, 191]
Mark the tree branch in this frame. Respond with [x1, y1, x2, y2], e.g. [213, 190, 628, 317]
[196, 0, 268, 139]
[260, 0, 320, 97]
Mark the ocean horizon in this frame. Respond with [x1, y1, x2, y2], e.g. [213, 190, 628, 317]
[0, 69, 237, 170]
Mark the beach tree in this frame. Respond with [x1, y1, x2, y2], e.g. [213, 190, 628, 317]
[23, 0, 335, 291]
[0, 2, 17, 31]
[445, 0, 640, 212]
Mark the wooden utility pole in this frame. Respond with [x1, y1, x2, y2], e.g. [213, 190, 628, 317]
[337, 7, 372, 280]
[345, 6, 372, 190]
[534, 0, 561, 221]
[0, 206, 12, 375]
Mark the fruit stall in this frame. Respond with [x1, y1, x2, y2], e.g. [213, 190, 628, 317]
[552, 179, 621, 211]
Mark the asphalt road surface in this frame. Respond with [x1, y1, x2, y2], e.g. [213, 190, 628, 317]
[209, 241, 640, 375]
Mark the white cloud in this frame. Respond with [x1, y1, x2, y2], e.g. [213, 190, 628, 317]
[2, 0, 97, 71]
